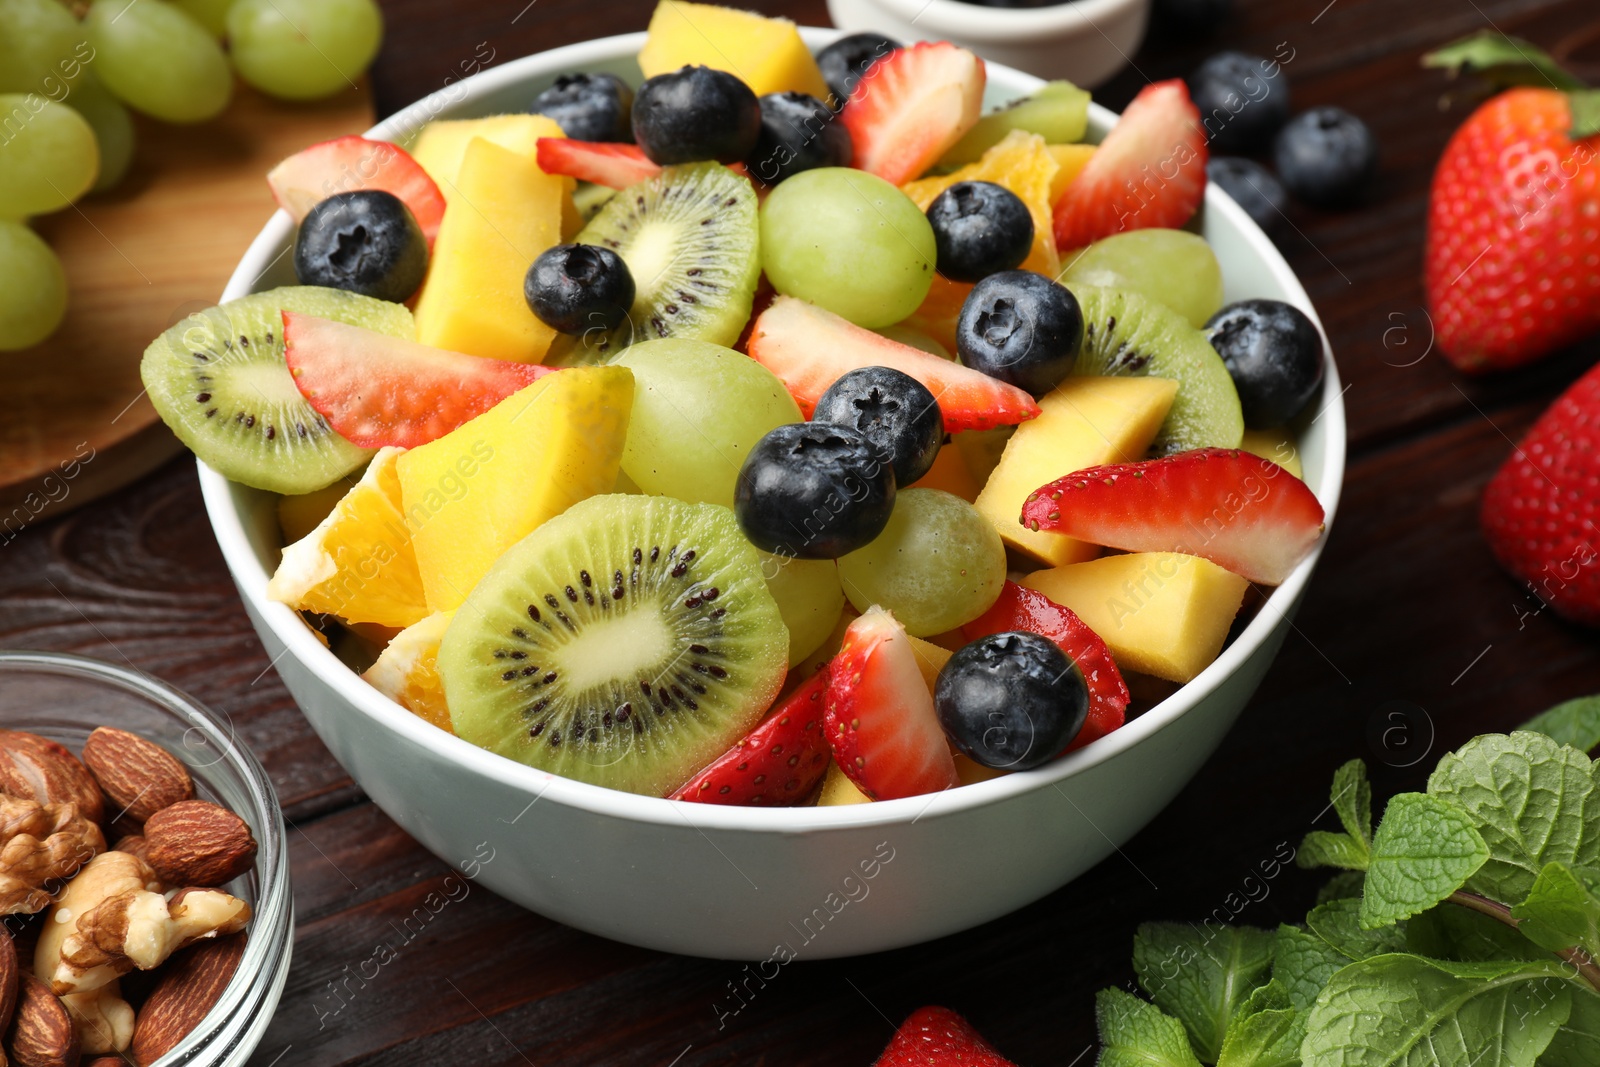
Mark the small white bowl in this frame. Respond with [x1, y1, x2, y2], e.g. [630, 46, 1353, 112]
[827, 0, 1151, 86]
[200, 28, 1344, 960]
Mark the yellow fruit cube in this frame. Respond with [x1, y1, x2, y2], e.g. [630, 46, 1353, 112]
[267, 448, 429, 629]
[907, 633, 952, 693]
[954, 753, 1007, 785]
[1240, 427, 1304, 479]
[975, 376, 1178, 567]
[817, 760, 871, 805]
[1023, 553, 1249, 683]
[364, 610, 456, 733]
[414, 138, 562, 363]
[1047, 144, 1096, 206]
[411, 115, 581, 241]
[638, 0, 829, 99]
[397, 366, 634, 611]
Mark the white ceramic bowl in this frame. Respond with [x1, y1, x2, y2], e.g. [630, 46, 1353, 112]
[827, 0, 1150, 86]
[200, 29, 1344, 960]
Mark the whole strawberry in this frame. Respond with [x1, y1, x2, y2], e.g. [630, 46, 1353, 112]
[873, 1006, 1017, 1067]
[1480, 359, 1600, 625]
[1423, 34, 1600, 373]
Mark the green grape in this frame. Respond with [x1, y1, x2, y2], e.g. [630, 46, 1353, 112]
[760, 551, 845, 666]
[0, 0, 89, 95]
[0, 220, 68, 350]
[67, 71, 135, 194]
[227, 0, 382, 102]
[85, 0, 232, 124]
[837, 488, 1006, 637]
[615, 338, 803, 511]
[172, 0, 235, 36]
[0, 94, 99, 217]
[760, 167, 936, 329]
[1061, 228, 1224, 329]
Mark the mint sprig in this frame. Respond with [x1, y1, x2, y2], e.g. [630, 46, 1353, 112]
[1422, 31, 1600, 139]
[1093, 694, 1600, 1067]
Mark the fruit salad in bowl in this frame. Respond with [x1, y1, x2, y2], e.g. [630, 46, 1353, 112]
[165, 6, 1343, 957]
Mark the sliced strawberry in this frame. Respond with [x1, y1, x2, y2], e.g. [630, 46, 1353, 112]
[671, 670, 831, 805]
[267, 136, 446, 244]
[747, 296, 1039, 431]
[1052, 79, 1206, 251]
[840, 42, 985, 186]
[282, 312, 556, 449]
[535, 139, 662, 188]
[962, 581, 1129, 752]
[874, 1007, 1017, 1067]
[825, 607, 960, 801]
[1021, 448, 1325, 586]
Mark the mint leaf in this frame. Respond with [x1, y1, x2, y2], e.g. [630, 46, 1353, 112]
[1307, 899, 1409, 960]
[1301, 955, 1574, 1067]
[1511, 862, 1600, 957]
[1521, 696, 1600, 755]
[1331, 759, 1373, 845]
[1316, 872, 1365, 905]
[1217, 982, 1301, 1067]
[1299, 832, 1371, 873]
[1421, 31, 1585, 92]
[1407, 901, 1550, 963]
[1541, 988, 1600, 1067]
[1096, 987, 1204, 1067]
[1133, 923, 1276, 1062]
[1273, 925, 1351, 1013]
[1427, 733, 1600, 906]
[1298, 762, 1373, 872]
[1361, 792, 1489, 929]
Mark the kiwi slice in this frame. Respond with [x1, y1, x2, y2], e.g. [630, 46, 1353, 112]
[438, 494, 790, 797]
[141, 286, 414, 494]
[1071, 286, 1245, 455]
[551, 162, 760, 365]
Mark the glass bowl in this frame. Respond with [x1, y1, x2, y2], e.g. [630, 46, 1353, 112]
[0, 650, 292, 1067]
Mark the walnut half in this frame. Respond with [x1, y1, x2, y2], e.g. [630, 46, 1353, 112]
[0, 793, 104, 916]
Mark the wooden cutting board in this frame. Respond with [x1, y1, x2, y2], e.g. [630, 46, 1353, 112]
[4, 81, 374, 533]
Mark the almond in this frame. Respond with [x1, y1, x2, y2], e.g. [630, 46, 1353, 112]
[0, 733, 104, 827]
[142, 802, 256, 889]
[129, 934, 244, 1067]
[79, 730, 193, 826]
[5, 973, 79, 1067]
[109, 836, 151, 869]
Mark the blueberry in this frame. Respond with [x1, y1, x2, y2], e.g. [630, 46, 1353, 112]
[956, 270, 1082, 397]
[814, 33, 900, 105]
[632, 65, 761, 165]
[813, 367, 943, 486]
[934, 632, 1087, 770]
[734, 422, 895, 559]
[523, 244, 635, 335]
[1189, 51, 1290, 154]
[746, 92, 852, 186]
[293, 190, 427, 303]
[1273, 107, 1377, 207]
[927, 181, 1035, 284]
[1205, 299, 1324, 428]
[1207, 157, 1288, 235]
[530, 72, 635, 142]
[1150, 0, 1231, 34]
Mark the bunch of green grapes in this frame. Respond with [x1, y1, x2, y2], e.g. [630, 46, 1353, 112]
[0, 0, 383, 350]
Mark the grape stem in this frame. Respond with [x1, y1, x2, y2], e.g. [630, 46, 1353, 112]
[1448, 890, 1600, 993]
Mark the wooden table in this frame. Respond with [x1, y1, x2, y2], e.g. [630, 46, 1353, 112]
[5, 0, 1600, 1062]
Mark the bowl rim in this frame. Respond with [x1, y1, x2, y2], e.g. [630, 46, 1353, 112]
[838, 0, 1151, 39]
[0, 649, 293, 1065]
[201, 27, 1346, 835]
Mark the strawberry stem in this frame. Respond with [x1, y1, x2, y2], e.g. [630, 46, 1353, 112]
[1424, 31, 1600, 139]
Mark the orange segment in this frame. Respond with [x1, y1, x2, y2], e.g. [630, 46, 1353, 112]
[267, 448, 429, 629]
[364, 610, 456, 733]
[1047, 144, 1096, 206]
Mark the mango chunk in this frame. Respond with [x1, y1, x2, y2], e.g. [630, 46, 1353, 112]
[1240, 427, 1303, 479]
[1023, 552, 1248, 683]
[397, 366, 634, 611]
[818, 760, 871, 805]
[975, 375, 1178, 567]
[413, 138, 562, 362]
[906, 633, 952, 693]
[1047, 144, 1096, 206]
[638, 0, 829, 99]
